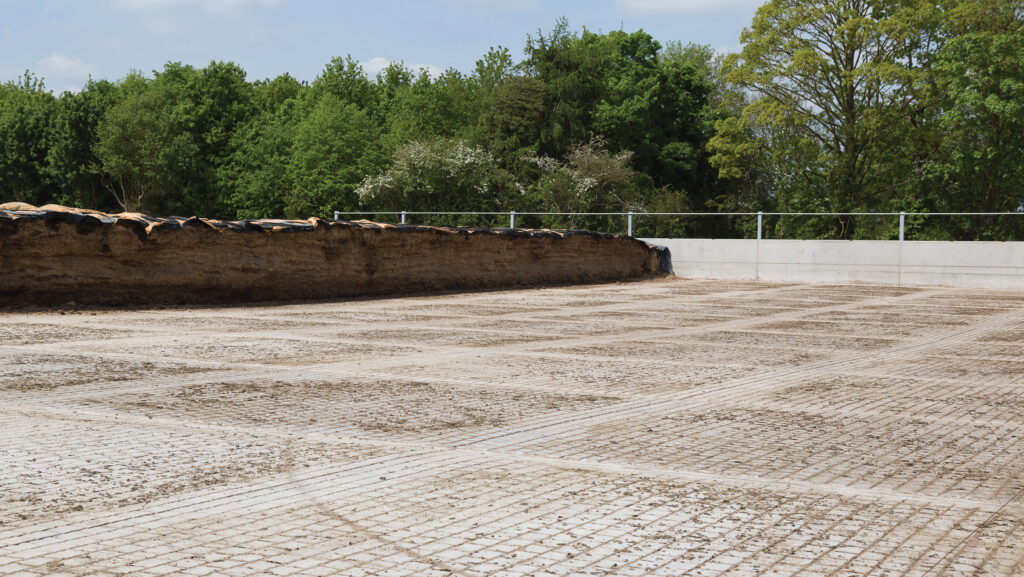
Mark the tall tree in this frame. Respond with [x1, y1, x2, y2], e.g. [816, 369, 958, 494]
[94, 89, 198, 213]
[45, 79, 123, 211]
[222, 99, 302, 220]
[149, 61, 254, 216]
[722, 0, 922, 237]
[661, 42, 732, 108]
[927, 0, 1024, 238]
[477, 75, 548, 161]
[252, 73, 305, 113]
[593, 48, 712, 192]
[523, 24, 719, 210]
[311, 56, 377, 111]
[0, 73, 57, 205]
[522, 18, 614, 157]
[286, 94, 384, 218]
[383, 68, 475, 149]
[373, 61, 415, 127]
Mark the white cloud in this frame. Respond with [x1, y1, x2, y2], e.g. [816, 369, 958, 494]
[615, 0, 764, 16]
[362, 57, 444, 79]
[36, 53, 94, 92]
[114, 0, 281, 14]
[37, 53, 90, 75]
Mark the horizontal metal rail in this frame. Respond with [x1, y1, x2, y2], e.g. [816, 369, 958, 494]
[334, 211, 1024, 216]
[332, 210, 1024, 240]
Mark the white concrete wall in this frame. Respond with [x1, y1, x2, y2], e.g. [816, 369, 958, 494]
[641, 238, 1024, 289]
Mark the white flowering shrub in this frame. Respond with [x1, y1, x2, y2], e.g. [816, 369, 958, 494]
[356, 139, 521, 219]
[526, 139, 641, 228]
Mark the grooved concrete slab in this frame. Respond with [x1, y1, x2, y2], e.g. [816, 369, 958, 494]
[2, 279, 1023, 576]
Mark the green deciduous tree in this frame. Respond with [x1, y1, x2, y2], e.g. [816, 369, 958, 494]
[522, 23, 720, 217]
[219, 73, 307, 219]
[476, 75, 548, 162]
[0, 73, 57, 205]
[593, 55, 711, 192]
[152, 61, 255, 216]
[926, 0, 1024, 238]
[286, 95, 384, 218]
[94, 88, 198, 213]
[311, 56, 377, 111]
[722, 0, 924, 237]
[383, 68, 475, 149]
[45, 78, 122, 211]
[662, 42, 732, 108]
[252, 73, 305, 113]
[222, 103, 300, 220]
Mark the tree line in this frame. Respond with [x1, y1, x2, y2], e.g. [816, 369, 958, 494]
[1, 0, 1022, 239]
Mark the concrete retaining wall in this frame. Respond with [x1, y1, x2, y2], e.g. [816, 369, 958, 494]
[641, 238, 1024, 289]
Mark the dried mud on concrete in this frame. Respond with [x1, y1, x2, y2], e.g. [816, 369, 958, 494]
[1, 278, 1023, 576]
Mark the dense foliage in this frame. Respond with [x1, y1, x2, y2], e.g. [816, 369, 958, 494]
[2, 3, 1022, 239]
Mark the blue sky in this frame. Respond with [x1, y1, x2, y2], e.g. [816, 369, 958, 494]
[1, 0, 764, 93]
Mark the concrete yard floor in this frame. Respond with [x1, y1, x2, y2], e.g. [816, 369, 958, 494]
[1, 278, 1023, 577]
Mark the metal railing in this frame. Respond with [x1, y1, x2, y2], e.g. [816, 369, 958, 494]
[333, 210, 1024, 240]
